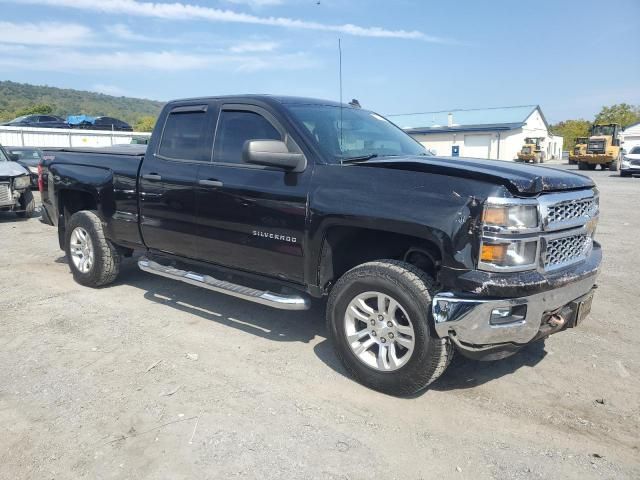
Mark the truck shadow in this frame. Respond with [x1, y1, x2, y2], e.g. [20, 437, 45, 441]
[313, 338, 548, 396]
[428, 340, 547, 392]
[118, 258, 326, 344]
[110, 259, 548, 394]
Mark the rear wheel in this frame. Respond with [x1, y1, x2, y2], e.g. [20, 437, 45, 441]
[65, 210, 121, 287]
[326, 260, 453, 396]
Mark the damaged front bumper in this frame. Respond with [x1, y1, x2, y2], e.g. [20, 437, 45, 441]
[432, 244, 601, 359]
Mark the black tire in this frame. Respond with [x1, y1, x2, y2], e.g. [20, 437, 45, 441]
[16, 190, 35, 218]
[587, 163, 597, 170]
[326, 260, 453, 396]
[578, 162, 587, 170]
[65, 210, 121, 287]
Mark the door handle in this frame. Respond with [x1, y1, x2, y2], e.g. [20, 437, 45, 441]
[198, 179, 224, 188]
[142, 173, 162, 181]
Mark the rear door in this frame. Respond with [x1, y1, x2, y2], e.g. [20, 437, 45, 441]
[139, 103, 216, 259]
[194, 103, 311, 284]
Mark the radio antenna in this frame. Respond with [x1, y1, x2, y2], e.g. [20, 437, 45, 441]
[338, 38, 343, 152]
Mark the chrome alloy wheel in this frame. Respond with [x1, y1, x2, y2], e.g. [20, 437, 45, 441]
[344, 291, 416, 371]
[69, 227, 94, 274]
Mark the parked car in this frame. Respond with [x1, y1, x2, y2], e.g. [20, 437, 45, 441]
[6, 147, 43, 188]
[620, 145, 640, 177]
[75, 116, 133, 132]
[3, 114, 70, 129]
[0, 144, 36, 217]
[39, 95, 601, 395]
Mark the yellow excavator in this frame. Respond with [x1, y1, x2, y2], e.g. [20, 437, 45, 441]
[568, 137, 588, 165]
[576, 123, 621, 171]
[516, 137, 546, 163]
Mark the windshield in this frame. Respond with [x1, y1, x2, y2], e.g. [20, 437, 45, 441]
[286, 104, 426, 162]
[591, 125, 615, 136]
[10, 149, 41, 165]
[10, 115, 30, 123]
[630, 146, 640, 155]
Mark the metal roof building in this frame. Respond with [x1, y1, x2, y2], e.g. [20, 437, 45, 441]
[388, 105, 563, 162]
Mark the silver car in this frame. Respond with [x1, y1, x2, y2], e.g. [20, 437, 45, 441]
[0, 144, 35, 217]
[621, 145, 640, 177]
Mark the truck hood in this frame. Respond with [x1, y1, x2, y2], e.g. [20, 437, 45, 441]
[0, 161, 29, 177]
[354, 156, 594, 195]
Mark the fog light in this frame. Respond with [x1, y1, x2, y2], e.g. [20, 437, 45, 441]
[490, 305, 527, 325]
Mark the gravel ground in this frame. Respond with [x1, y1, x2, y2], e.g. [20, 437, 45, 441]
[1, 165, 639, 480]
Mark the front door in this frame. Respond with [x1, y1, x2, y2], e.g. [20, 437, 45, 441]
[139, 103, 215, 259]
[195, 104, 311, 284]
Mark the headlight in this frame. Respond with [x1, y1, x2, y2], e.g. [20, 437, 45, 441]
[482, 202, 539, 231]
[621, 158, 630, 168]
[480, 239, 538, 270]
[13, 175, 30, 189]
[28, 166, 38, 174]
[479, 198, 541, 272]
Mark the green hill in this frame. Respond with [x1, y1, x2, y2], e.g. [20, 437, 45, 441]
[0, 80, 164, 128]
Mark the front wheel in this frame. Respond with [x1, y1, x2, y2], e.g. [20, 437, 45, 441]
[326, 260, 453, 396]
[16, 190, 35, 218]
[65, 210, 121, 287]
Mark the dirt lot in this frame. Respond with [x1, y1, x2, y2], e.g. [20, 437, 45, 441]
[1, 165, 639, 480]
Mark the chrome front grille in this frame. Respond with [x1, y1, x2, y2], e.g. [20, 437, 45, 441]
[538, 190, 598, 272]
[540, 190, 598, 232]
[0, 183, 13, 206]
[544, 233, 592, 271]
[547, 197, 597, 224]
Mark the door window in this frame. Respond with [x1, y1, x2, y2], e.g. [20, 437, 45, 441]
[213, 110, 281, 165]
[158, 109, 212, 162]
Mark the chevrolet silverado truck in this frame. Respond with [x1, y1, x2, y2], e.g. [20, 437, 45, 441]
[39, 96, 601, 395]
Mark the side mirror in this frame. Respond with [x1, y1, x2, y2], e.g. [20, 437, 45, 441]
[243, 140, 306, 172]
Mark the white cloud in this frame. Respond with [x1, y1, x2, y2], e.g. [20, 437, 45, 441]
[105, 23, 177, 43]
[0, 21, 93, 46]
[105, 24, 149, 42]
[229, 41, 279, 53]
[224, 0, 284, 6]
[0, 46, 318, 72]
[7, 0, 449, 42]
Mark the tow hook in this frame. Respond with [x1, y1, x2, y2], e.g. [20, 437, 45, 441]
[548, 314, 566, 328]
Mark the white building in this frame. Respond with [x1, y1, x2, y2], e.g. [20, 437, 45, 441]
[621, 122, 640, 152]
[388, 105, 563, 161]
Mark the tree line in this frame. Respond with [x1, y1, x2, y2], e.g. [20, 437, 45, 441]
[0, 81, 162, 132]
[550, 104, 640, 151]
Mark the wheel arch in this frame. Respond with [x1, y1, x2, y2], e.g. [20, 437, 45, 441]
[316, 224, 444, 294]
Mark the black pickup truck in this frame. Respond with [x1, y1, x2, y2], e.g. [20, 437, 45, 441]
[40, 96, 601, 395]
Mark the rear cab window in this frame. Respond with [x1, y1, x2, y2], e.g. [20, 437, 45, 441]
[158, 105, 214, 162]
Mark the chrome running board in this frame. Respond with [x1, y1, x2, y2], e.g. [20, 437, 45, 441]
[138, 257, 310, 311]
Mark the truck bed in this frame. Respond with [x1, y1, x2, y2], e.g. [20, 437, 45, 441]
[41, 146, 146, 249]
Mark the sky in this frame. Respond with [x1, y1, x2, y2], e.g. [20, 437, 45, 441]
[0, 0, 638, 123]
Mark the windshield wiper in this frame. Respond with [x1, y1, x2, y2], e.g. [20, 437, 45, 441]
[339, 154, 379, 165]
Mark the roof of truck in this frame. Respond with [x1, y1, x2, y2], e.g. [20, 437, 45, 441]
[167, 94, 347, 108]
